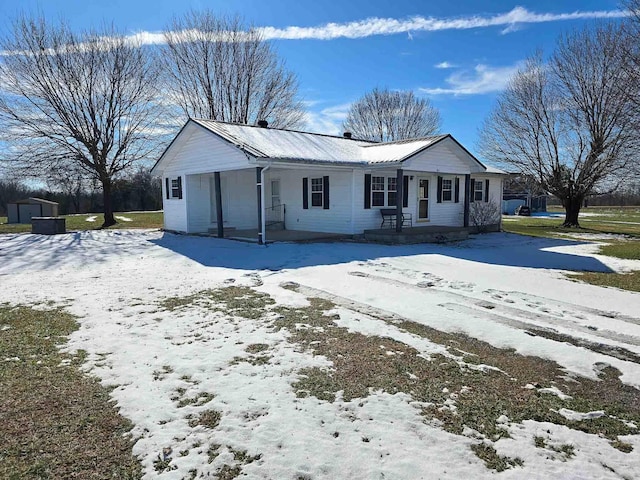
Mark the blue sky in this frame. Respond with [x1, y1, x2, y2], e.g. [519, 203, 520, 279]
[0, 0, 626, 157]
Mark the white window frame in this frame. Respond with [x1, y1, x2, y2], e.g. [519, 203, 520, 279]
[473, 179, 484, 202]
[441, 178, 453, 202]
[168, 177, 182, 200]
[371, 175, 399, 208]
[310, 177, 324, 208]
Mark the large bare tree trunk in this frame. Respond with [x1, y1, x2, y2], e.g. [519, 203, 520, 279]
[101, 177, 116, 228]
[562, 196, 583, 228]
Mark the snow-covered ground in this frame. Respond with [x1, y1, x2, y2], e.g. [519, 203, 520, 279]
[1, 230, 639, 479]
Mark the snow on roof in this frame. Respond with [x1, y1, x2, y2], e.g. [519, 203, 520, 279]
[484, 165, 507, 174]
[192, 119, 449, 165]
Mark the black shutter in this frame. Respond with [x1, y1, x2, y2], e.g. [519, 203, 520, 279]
[402, 175, 409, 208]
[323, 176, 330, 209]
[364, 174, 371, 209]
[470, 178, 475, 203]
[485, 179, 490, 202]
[302, 177, 309, 209]
[454, 177, 460, 203]
[177, 176, 183, 199]
[437, 176, 443, 203]
[165, 178, 170, 199]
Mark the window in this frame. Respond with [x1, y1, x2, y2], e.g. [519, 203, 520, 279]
[474, 179, 484, 201]
[442, 178, 453, 202]
[311, 177, 323, 207]
[387, 177, 397, 207]
[166, 176, 182, 199]
[371, 176, 385, 207]
[370, 175, 400, 207]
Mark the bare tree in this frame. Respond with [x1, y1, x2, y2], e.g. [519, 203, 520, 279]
[0, 16, 161, 227]
[480, 25, 639, 227]
[343, 87, 441, 142]
[162, 12, 304, 129]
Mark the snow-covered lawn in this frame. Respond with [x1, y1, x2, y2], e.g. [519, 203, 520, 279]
[1, 230, 639, 479]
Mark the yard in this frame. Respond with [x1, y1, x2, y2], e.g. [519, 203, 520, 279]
[1, 224, 639, 479]
[502, 207, 640, 292]
[0, 210, 163, 234]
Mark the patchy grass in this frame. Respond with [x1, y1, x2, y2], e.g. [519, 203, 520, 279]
[566, 271, 640, 293]
[0, 211, 163, 234]
[502, 208, 640, 292]
[268, 291, 640, 468]
[470, 443, 523, 471]
[188, 409, 222, 429]
[599, 242, 640, 260]
[159, 286, 274, 319]
[0, 304, 141, 479]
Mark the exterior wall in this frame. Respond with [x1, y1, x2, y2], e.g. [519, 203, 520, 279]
[161, 177, 188, 232]
[402, 140, 485, 175]
[352, 169, 467, 232]
[160, 123, 251, 176]
[7, 204, 18, 223]
[469, 174, 503, 229]
[182, 169, 259, 234]
[268, 167, 354, 234]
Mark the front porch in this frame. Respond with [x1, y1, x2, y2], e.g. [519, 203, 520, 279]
[215, 228, 350, 243]
[363, 225, 469, 244]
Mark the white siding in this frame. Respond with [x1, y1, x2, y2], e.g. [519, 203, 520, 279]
[162, 177, 187, 232]
[470, 175, 503, 226]
[270, 167, 353, 234]
[160, 123, 251, 176]
[352, 170, 466, 232]
[403, 139, 484, 175]
[186, 170, 258, 233]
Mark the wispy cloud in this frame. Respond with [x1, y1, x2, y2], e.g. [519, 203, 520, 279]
[421, 63, 522, 96]
[254, 7, 627, 41]
[435, 61, 456, 69]
[303, 102, 351, 135]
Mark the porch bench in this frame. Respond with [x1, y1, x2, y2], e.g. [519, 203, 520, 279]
[379, 208, 412, 228]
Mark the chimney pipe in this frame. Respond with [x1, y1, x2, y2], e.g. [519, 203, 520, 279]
[258, 120, 268, 128]
[343, 131, 352, 139]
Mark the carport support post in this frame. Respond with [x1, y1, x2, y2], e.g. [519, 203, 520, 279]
[463, 174, 471, 228]
[256, 167, 263, 245]
[395, 168, 403, 233]
[214, 171, 224, 238]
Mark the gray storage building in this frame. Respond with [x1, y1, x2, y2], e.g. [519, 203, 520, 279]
[7, 198, 59, 224]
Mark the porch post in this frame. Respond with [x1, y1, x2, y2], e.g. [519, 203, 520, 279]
[256, 167, 263, 244]
[214, 171, 224, 238]
[395, 168, 404, 233]
[463, 174, 471, 228]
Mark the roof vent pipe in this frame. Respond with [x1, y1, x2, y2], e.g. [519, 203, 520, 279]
[257, 120, 268, 128]
[343, 131, 352, 139]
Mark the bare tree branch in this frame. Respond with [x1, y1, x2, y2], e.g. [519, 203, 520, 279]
[343, 87, 441, 142]
[162, 12, 305, 129]
[480, 24, 640, 227]
[0, 15, 162, 227]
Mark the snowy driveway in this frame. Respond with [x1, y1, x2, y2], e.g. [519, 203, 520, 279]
[1, 230, 639, 479]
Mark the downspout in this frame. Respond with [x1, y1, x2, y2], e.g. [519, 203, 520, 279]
[261, 164, 271, 244]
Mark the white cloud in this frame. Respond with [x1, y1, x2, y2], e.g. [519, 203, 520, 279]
[303, 102, 351, 135]
[254, 7, 627, 41]
[420, 63, 522, 96]
[1, 6, 628, 56]
[435, 61, 456, 69]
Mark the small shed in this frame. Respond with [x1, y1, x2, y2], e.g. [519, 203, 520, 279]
[7, 198, 59, 224]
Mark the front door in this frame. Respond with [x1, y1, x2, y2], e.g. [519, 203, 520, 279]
[417, 177, 429, 221]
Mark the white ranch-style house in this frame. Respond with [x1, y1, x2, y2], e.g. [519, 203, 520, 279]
[151, 119, 505, 243]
